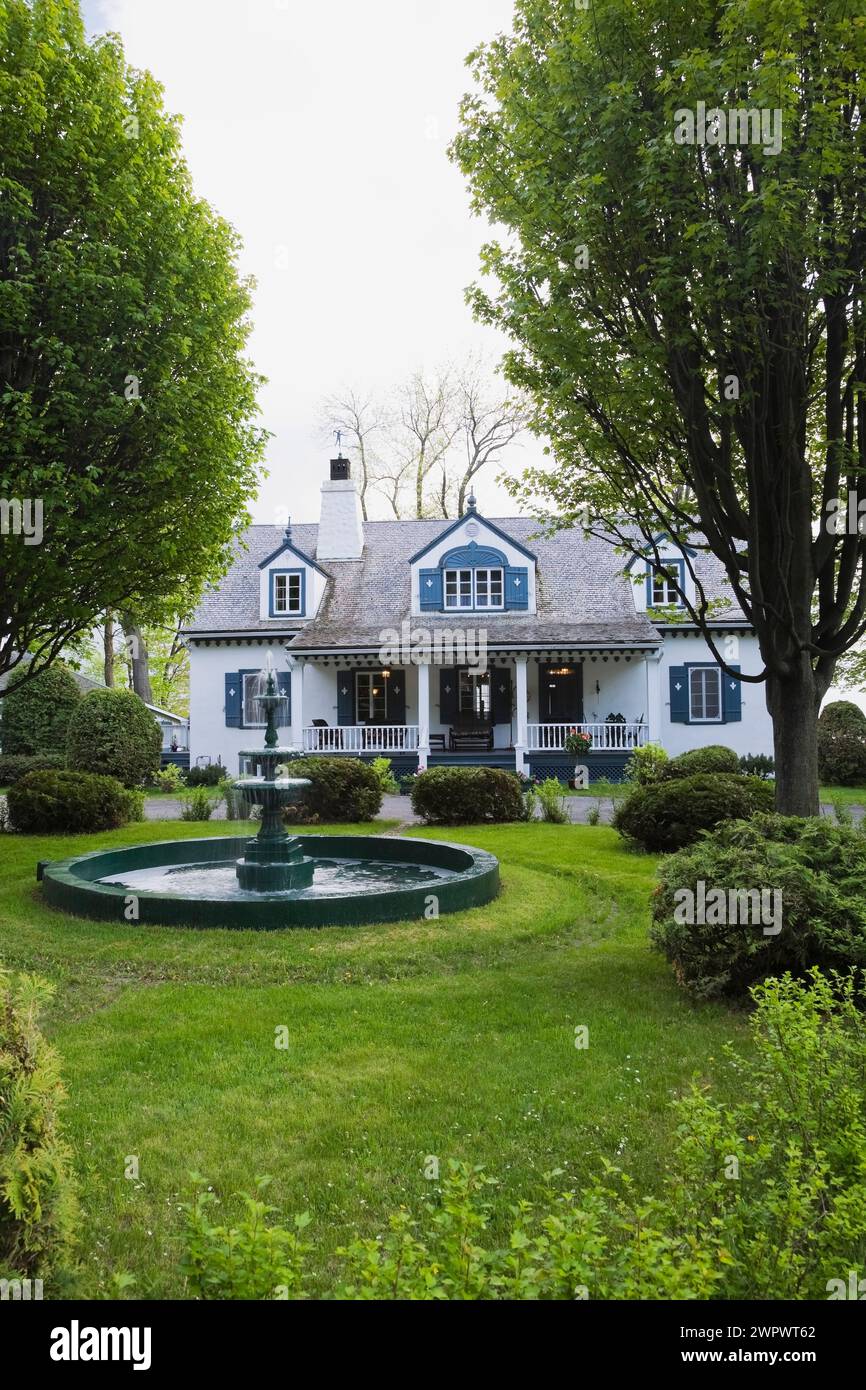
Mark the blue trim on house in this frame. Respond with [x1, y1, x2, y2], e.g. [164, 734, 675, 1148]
[671, 661, 742, 725]
[440, 542, 508, 568]
[623, 533, 698, 570]
[258, 538, 329, 576]
[408, 511, 537, 565]
[269, 568, 306, 618]
[528, 751, 631, 784]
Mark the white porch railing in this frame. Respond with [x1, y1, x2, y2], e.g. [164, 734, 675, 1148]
[302, 725, 419, 753]
[527, 722, 649, 751]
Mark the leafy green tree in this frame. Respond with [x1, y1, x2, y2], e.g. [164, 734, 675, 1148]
[0, 661, 80, 753]
[452, 0, 866, 814]
[0, 0, 265, 694]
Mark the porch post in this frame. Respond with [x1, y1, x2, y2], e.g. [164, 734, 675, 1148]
[417, 660, 430, 771]
[514, 655, 528, 775]
[290, 657, 305, 752]
[646, 650, 662, 744]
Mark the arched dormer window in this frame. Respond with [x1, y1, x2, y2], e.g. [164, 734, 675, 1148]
[440, 543, 507, 610]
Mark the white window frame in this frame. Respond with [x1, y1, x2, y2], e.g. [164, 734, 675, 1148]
[272, 571, 302, 615]
[242, 672, 289, 729]
[444, 566, 504, 610]
[651, 565, 684, 607]
[688, 666, 723, 723]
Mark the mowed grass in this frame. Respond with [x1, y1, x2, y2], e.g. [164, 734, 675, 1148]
[0, 817, 750, 1298]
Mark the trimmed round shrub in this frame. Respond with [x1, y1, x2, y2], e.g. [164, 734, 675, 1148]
[819, 699, 866, 733]
[817, 702, 866, 785]
[281, 757, 382, 823]
[0, 969, 77, 1286]
[0, 752, 66, 786]
[613, 773, 775, 852]
[7, 769, 141, 833]
[0, 664, 81, 756]
[658, 745, 740, 779]
[66, 688, 161, 787]
[650, 815, 866, 999]
[817, 728, 866, 786]
[410, 766, 526, 824]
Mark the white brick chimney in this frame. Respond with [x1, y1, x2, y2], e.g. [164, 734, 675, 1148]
[315, 458, 364, 561]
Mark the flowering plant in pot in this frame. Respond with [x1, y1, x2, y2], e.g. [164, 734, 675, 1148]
[564, 728, 592, 788]
[564, 729, 592, 757]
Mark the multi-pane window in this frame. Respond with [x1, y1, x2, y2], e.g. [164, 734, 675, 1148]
[444, 567, 503, 609]
[356, 671, 388, 724]
[651, 565, 682, 606]
[689, 666, 722, 722]
[242, 672, 288, 728]
[272, 572, 302, 614]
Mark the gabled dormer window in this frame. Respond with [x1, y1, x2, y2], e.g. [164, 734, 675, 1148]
[270, 569, 305, 617]
[444, 566, 504, 610]
[647, 560, 685, 607]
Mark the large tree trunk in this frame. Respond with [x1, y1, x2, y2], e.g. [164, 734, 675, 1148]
[103, 612, 115, 687]
[121, 614, 153, 703]
[765, 654, 822, 816]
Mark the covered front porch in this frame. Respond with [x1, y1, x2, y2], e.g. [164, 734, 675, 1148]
[285, 644, 661, 778]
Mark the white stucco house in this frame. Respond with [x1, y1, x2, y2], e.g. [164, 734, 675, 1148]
[182, 458, 774, 781]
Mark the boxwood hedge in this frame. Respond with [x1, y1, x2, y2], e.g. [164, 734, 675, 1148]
[613, 773, 774, 852]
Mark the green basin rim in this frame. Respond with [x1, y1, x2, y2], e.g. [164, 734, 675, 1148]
[38, 834, 500, 930]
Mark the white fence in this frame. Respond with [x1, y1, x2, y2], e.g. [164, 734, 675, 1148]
[526, 722, 649, 751]
[303, 725, 420, 753]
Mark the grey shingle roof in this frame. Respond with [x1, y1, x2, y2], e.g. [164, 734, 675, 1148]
[184, 517, 746, 647]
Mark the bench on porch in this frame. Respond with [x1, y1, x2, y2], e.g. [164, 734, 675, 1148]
[449, 727, 495, 752]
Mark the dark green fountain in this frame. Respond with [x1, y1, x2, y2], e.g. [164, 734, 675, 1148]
[37, 653, 500, 930]
[233, 660, 314, 891]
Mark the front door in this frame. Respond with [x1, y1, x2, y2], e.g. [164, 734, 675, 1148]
[540, 664, 583, 722]
[457, 668, 491, 726]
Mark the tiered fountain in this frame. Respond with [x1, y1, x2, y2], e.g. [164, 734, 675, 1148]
[233, 655, 313, 891]
[38, 654, 499, 930]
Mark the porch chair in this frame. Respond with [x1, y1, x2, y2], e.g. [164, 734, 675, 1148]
[310, 718, 341, 751]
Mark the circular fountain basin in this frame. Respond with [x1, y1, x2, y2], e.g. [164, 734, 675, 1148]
[37, 835, 500, 930]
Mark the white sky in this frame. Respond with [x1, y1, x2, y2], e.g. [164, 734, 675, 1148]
[81, 0, 540, 525]
[79, 1, 862, 705]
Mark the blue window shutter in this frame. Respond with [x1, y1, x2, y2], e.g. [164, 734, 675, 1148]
[669, 666, 688, 723]
[722, 664, 742, 723]
[388, 669, 406, 725]
[492, 668, 512, 724]
[276, 670, 292, 727]
[337, 670, 355, 726]
[439, 668, 457, 723]
[504, 567, 529, 610]
[419, 568, 442, 611]
[225, 673, 241, 728]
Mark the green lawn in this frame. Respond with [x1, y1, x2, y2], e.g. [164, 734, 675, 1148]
[0, 817, 750, 1298]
